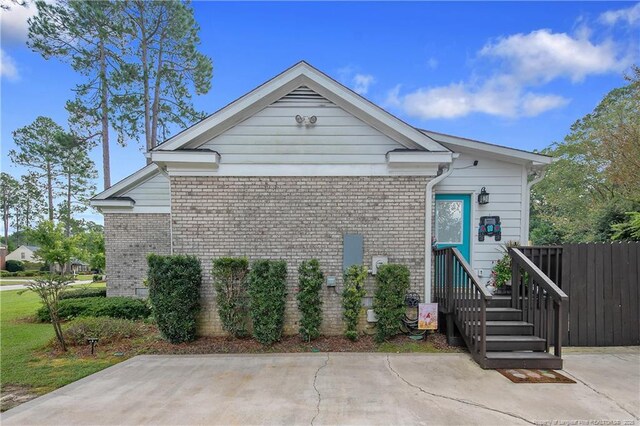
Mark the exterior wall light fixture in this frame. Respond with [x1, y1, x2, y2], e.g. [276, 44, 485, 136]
[478, 187, 490, 205]
[295, 115, 317, 126]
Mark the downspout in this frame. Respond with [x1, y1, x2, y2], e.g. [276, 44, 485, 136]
[523, 168, 546, 244]
[424, 156, 456, 303]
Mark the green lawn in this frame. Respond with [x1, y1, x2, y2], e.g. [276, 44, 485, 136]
[0, 283, 121, 397]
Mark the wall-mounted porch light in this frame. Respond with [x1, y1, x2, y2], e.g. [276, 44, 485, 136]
[478, 187, 490, 205]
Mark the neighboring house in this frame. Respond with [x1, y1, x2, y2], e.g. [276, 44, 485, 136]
[52, 259, 90, 274]
[91, 61, 551, 336]
[5, 245, 40, 263]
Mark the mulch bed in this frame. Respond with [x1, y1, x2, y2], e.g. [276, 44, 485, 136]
[0, 385, 39, 412]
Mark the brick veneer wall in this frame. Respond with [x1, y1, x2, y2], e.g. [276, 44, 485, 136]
[104, 213, 171, 296]
[170, 176, 429, 336]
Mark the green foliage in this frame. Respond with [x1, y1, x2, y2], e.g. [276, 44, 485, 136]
[25, 274, 74, 350]
[490, 254, 512, 288]
[212, 257, 250, 337]
[93, 274, 104, 282]
[342, 265, 367, 341]
[27, 220, 79, 272]
[248, 260, 288, 345]
[1, 172, 20, 246]
[36, 296, 150, 322]
[297, 259, 324, 341]
[612, 211, 640, 241]
[147, 254, 202, 343]
[62, 317, 145, 346]
[59, 288, 107, 300]
[5, 259, 25, 272]
[530, 69, 640, 244]
[373, 264, 410, 343]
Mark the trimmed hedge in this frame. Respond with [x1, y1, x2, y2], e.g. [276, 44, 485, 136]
[147, 254, 202, 344]
[373, 264, 410, 343]
[248, 259, 287, 345]
[212, 257, 250, 338]
[59, 288, 107, 300]
[1, 270, 49, 278]
[63, 317, 146, 346]
[297, 259, 324, 341]
[342, 264, 368, 341]
[6, 260, 25, 272]
[36, 297, 150, 322]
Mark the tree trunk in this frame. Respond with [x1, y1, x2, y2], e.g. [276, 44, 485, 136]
[150, 33, 164, 152]
[139, 2, 152, 158]
[99, 38, 111, 189]
[65, 172, 71, 237]
[46, 162, 54, 221]
[2, 204, 8, 247]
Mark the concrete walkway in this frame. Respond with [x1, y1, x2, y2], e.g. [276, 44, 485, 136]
[2, 349, 638, 425]
[0, 280, 92, 291]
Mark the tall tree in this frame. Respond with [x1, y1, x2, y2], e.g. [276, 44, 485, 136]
[55, 133, 98, 236]
[15, 172, 47, 232]
[9, 117, 64, 222]
[530, 66, 640, 243]
[0, 173, 20, 247]
[119, 0, 213, 154]
[28, 0, 128, 190]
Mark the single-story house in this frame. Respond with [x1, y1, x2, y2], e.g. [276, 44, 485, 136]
[91, 61, 552, 336]
[5, 245, 40, 263]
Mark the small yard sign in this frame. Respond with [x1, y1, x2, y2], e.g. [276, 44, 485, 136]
[418, 303, 438, 330]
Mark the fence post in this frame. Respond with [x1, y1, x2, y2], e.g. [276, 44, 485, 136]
[446, 248, 453, 313]
[510, 249, 520, 310]
[554, 302, 563, 358]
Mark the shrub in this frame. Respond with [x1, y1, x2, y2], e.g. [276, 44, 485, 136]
[63, 317, 145, 346]
[147, 254, 202, 344]
[212, 257, 250, 337]
[342, 265, 367, 341]
[92, 274, 103, 282]
[59, 288, 107, 300]
[373, 264, 410, 343]
[297, 259, 324, 341]
[248, 259, 287, 345]
[36, 297, 150, 322]
[6, 260, 24, 272]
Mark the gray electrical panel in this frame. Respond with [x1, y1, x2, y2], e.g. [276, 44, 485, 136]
[343, 234, 364, 271]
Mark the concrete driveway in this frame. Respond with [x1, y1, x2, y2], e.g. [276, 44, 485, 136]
[2, 349, 638, 425]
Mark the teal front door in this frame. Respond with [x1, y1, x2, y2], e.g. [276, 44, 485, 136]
[435, 194, 471, 262]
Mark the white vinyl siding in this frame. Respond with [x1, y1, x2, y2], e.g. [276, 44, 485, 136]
[436, 151, 527, 285]
[200, 86, 404, 164]
[121, 172, 170, 211]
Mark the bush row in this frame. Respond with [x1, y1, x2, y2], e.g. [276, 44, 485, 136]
[59, 288, 107, 300]
[36, 296, 150, 322]
[63, 317, 147, 346]
[1, 269, 50, 278]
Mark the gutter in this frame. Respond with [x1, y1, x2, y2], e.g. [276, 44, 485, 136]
[424, 157, 456, 303]
[522, 169, 546, 244]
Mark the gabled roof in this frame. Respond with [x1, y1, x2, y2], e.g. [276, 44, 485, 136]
[154, 61, 449, 153]
[420, 130, 553, 166]
[92, 164, 160, 200]
[25, 245, 39, 252]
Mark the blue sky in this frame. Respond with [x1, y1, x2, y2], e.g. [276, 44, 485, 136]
[1, 1, 639, 224]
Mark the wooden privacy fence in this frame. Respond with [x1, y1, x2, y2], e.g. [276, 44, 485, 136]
[521, 243, 639, 346]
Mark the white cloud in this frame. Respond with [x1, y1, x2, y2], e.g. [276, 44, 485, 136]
[479, 29, 626, 83]
[599, 2, 640, 26]
[352, 73, 375, 95]
[389, 27, 630, 120]
[399, 77, 568, 119]
[0, 48, 19, 80]
[0, 0, 37, 45]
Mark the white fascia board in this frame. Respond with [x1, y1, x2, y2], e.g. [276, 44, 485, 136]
[386, 151, 453, 165]
[155, 62, 450, 153]
[151, 150, 220, 165]
[90, 198, 135, 209]
[421, 130, 552, 165]
[92, 164, 160, 200]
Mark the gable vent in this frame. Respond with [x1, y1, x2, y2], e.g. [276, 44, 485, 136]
[273, 86, 332, 106]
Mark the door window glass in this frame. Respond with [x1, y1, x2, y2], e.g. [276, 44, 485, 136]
[436, 200, 463, 244]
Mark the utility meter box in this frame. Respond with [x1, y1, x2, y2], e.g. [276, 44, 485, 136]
[371, 256, 388, 275]
[367, 309, 378, 323]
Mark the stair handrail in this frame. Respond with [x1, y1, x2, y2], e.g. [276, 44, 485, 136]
[509, 248, 567, 302]
[509, 247, 568, 358]
[446, 247, 491, 363]
[451, 247, 493, 300]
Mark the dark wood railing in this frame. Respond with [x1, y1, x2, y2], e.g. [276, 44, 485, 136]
[433, 247, 491, 362]
[509, 248, 568, 357]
